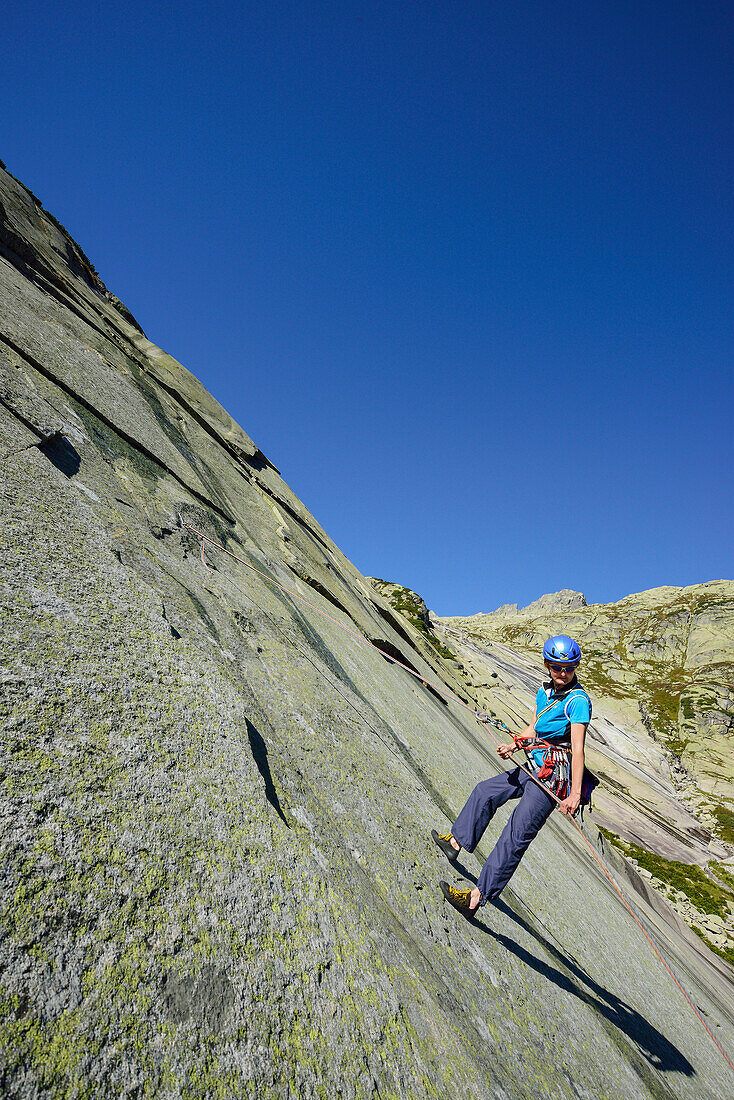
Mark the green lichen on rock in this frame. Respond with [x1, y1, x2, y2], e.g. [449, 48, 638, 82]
[2, 162, 734, 1099]
[712, 804, 734, 846]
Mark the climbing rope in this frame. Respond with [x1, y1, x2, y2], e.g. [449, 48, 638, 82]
[179, 517, 733, 1073]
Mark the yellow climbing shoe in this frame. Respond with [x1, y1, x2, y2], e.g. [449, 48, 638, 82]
[431, 829, 459, 862]
[440, 880, 477, 919]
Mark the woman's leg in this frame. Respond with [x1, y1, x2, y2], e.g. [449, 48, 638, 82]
[451, 767, 525, 853]
[476, 770, 555, 902]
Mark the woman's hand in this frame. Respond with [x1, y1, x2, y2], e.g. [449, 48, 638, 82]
[558, 721, 588, 817]
[497, 743, 517, 759]
[557, 791, 581, 816]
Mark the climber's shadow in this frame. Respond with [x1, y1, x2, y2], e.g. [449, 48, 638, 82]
[452, 857, 478, 885]
[479, 896, 693, 1074]
[246, 719, 289, 826]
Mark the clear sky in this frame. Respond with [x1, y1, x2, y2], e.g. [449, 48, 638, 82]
[4, 1, 732, 614]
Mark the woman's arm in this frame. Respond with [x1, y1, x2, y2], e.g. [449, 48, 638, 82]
[558, 721, 588, 816]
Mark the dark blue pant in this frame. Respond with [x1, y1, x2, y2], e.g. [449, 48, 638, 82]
[452, 766, 555, 903]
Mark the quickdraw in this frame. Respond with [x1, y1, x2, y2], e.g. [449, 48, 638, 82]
[513, 734, 570, 800]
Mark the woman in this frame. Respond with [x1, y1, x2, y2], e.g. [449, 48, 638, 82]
[432, 634, 591, 918]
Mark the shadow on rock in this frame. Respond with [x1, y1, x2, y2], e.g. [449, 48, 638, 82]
[483, 897, 694, 1075]
[246, 718, 289, 826]
[446, 858, 692, 1074]
[452, 857, 478, 885]
[38, 432, 80, 477]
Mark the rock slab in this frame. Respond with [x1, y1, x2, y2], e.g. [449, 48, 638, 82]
[1, 164, 733, 1099]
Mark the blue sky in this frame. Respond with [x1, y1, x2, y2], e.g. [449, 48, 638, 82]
[4, 1, 732, 614]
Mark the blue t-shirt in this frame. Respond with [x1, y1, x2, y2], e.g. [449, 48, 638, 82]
[530, 681, 591, 767]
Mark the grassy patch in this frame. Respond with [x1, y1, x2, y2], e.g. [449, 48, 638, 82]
[691, 595, 734, 612]
[575, 661, 628, 699]
[712, 804, 734, 846]
[599, 829, 733, 918]
[642, 678, 683, 734]
[384, 586, 427, 625]
[691, 927, 734, 968]
[663, 736, 690, 758]
[709, 862, 734, 893]
[680, 696, 696, 722]
[428, 637, 455, 660]
[376, 583, 455, 661]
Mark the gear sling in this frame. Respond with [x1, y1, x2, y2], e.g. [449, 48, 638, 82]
[513, 690, 599, 807]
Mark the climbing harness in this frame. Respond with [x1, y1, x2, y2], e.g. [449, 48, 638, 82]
[496, 689, 600, 811]
[517, 736, 571, 801]
[510, 736, 598, 811]
[178, 516, 734, 1074]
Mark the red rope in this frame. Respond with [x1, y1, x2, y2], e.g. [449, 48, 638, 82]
[179, 517, 734, 1074]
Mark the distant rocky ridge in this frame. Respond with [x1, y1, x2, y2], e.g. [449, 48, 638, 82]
[2, 161, 734, 1098]
[471, 589, 590, 618]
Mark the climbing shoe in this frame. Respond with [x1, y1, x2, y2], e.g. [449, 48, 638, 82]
[431, 829, 459, 862]
[440, 881, 477, 919]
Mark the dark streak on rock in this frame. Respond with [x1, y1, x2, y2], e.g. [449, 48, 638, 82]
[0, 332, 236, 526]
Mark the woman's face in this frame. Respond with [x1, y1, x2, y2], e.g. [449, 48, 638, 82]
[546, 661, 578, 690]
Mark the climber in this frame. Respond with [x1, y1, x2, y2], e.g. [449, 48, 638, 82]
[433, 634, 592, 918]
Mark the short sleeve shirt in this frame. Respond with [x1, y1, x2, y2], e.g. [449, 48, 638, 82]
[533, 681, 592, 740]
[529, 680, 591, 768]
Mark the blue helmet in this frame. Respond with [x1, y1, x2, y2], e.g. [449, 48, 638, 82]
[542, 635, 581, 665]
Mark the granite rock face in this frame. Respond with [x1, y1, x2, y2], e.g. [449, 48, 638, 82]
[1, 163, 734, 1099]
